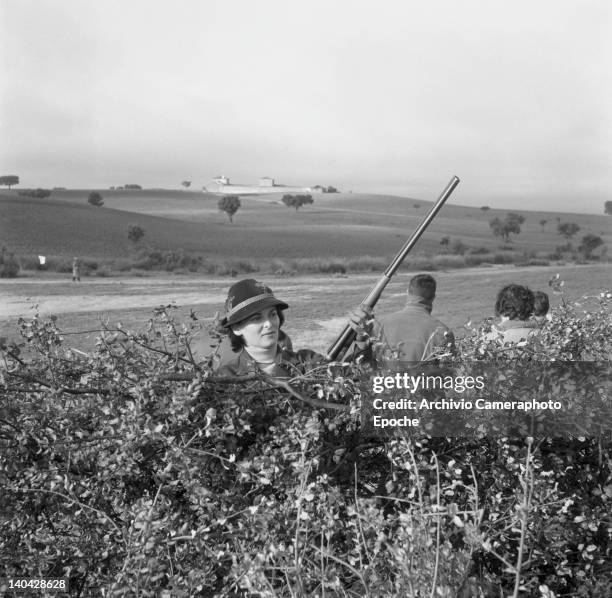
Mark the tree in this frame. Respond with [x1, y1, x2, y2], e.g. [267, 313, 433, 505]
[127, 224, 145, 244]
[181, 181, 191, 190]
[578, 234, 604, 258]
[124, 184, 142, 190]
[281, 194, 313, 211]
[440, 236, 450, 248]
[489, 212, 525, 243]
[218, 195, 241, 223]
[88, 191, 104, 207]
[0, 175, 19, 190]
[480, 206, 490, 211]
[557, 222, 580, 240]
[539, 219, 547, 231]
[605, 201, 612, 215]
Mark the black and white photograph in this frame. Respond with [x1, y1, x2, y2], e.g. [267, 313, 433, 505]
[1, 1, 611, 595]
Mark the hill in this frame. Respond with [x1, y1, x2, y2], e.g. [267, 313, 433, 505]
[1, 189, 610, 261]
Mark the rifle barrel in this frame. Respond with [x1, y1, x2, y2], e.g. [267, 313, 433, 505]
[325, 175, 460, 361]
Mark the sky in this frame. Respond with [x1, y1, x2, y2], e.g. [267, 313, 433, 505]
[1, 0, 611, 213]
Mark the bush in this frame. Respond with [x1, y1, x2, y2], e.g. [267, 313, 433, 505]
[209, 259, 259, 276]
[449, 239, 469, 255]
[282, 194, 314, 211]
[88, 191, 104, 207]
[130, 249, 201, 272]
[15, 255, 41, 271]
[114, 259, 133, 272]
[95, 265, 113, 277]
[303, 258, 346, 274]
[492, 252, 517, 264]
[270, 259, 296, 276]
[127, 224, 145, 244]
[464, 254, 487, 267]
[43, 256, 73, 273]
[345, 255, 388, 272]
[17, 188, 52, 199]
[0, 249, 20, 277]
[433, 254, 467, 268]
[1, 291, 610, 595]
[514, 258, 550, 267]
[405, 256, 437, 271]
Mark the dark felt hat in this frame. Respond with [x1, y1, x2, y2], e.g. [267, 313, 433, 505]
[221, 279, 289, 327]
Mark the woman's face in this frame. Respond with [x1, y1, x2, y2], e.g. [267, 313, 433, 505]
[232, 307, 280, 351]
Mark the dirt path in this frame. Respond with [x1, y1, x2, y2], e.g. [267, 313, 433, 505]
[1, 264, 607, 318]
[0, 274, 371, 317]
[1, 264, 609, 354]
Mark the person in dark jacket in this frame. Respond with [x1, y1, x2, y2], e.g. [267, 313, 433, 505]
[359, 274, 455, 362]
[215, 279, 321, 377]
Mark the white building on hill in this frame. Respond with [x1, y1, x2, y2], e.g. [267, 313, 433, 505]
[204, 175, 322, 195]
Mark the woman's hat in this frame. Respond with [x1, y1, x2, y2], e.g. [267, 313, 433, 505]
[221, 279, 289, 327]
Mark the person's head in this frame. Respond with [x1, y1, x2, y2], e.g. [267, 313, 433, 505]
[221, 279, 288, 352]
[495, 284, 535, 321]
[408, 274, 437, 307]
[533, 291, 550, 318]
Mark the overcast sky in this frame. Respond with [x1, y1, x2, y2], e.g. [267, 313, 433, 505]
[1, 0, 611, 213]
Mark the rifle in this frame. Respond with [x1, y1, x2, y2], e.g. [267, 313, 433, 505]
[325, 175, 460, 361]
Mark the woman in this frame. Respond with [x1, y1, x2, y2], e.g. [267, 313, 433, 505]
[487, 283, 539, 344]
[215, 279, 322, 377]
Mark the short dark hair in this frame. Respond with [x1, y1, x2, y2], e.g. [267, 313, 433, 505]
[408, 274, 436, 302]
[228, 307, 286, 352]
[533, 291, 550, 317]
[495, 284, 535, 321]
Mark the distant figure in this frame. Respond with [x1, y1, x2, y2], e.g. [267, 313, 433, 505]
[533, 290, 551, 322]
[363, 274, 455, 362]
[72, 257, 81, 282]
[487, 284, 538, 343]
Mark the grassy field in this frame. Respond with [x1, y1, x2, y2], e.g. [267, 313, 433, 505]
[1, 264, 609, 355]
[2, 189, 610, 263]
[2, 188, 609, 354]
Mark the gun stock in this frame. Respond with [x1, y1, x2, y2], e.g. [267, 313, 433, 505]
[325, 175, 460, 361]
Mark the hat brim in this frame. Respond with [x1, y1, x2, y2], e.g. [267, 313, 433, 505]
[222, 296, 289, 328]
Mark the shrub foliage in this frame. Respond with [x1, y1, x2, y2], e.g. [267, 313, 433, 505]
[127, 224, 145, 244]
[489, 213, 525, 243]
[0, 247, 20, 278]
[88, 191, 104, 207]
[282, 194, 314, 211]
[0, 287, 611, 596]
[218, 196, 241, 223]
[0, 175, 19, 189]
[18, 188, 52, 199]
